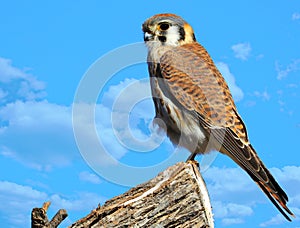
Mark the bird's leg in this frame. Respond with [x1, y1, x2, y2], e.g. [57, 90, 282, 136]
[186, 153, 200, 170]
[186, 152, 197, 162]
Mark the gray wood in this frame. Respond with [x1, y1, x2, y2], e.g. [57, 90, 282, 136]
[70, 161, 214, 228]
[31, 202, 68, 228]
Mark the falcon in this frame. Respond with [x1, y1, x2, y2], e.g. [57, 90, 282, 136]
[142, 13, 294, 221]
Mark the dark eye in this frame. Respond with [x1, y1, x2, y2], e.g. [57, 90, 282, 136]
[159, 23, 170, 31]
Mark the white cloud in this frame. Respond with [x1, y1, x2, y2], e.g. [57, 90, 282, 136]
[0, 57, 242, 173]
[260, 214, 285, 227]
[216, 62, 244, 102]
[204, 166, 258, 203]
[0, 75, 164, 172]
[204, 165, 300, 225]
[0, 58, 27, 83]
[77, 103, 130, 162]
[222, 218, 245, 226]
[79, 171, 102, 184]
[256, 54, 264, 60]
[0, 181, 47, 200]
[245, 89, 271, 107]
[275, 59, 300, 80]
[231, 42, 252, 60]
[253, 90, 271, 101]
[0, 57, 46, 102]
[0, 100, 79, 170]
[276, 73, 299, 115]
[292, 13, 300, 21]
[260, 207, 300, 227]
[212, 201, 253, 218]
[0, 180, 106, 227]
[244, 100, 257, 107]
[271, 166, 300, 181]
[74, 78, 165, 162]
[100, 78, 161, 151]
[0, 89, 8, 100]
[0, 181, 47, 226]
[286, 83, 298, 88]
[270, 166, 300, 201]
[50, 192, 105, 211]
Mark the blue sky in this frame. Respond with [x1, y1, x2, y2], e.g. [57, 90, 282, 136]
[0, 1, 300, 227]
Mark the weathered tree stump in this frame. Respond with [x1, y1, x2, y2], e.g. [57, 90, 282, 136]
[70, 161, 214, 227]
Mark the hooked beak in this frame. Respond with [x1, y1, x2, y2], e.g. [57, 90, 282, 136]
[144, 32, 154, 42]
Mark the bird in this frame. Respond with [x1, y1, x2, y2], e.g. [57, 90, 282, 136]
[142, 13, 294, 221]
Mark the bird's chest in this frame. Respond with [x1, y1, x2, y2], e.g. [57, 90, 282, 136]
[150, 76, 207, 153]
[150, 75, 181, 128]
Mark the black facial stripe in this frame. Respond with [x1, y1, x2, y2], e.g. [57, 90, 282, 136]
[192, 33, 196, 41]
[158, 36, 167, 42]
[179, 27, 185, 41]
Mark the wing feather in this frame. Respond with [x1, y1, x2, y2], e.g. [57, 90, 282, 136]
[158, 42, 294, 220]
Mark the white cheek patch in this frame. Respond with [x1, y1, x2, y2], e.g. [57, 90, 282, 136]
[165, 26, 180, 46]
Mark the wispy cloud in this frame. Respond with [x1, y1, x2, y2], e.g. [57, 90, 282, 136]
[0, 181, 47, 226]
[100, 78, 159, 150]
[256, 54, 264, 60]
[286, 83, 298, 88]
[204, 166, 257, 201]
[0, 89, 8, 100]
[0, 101, 78, 171]
[212, 201, 253, 225]
[0, 57, 46, 102]
[79, 171, 102, 184]
[204, 167, 255, 225]
[253, 90, 271, 101]
[231, 42, 252, 60]
[0, 180, 105, 227]
[73, 78, 166, 169]
[49, 192, 106, 212]
[275, 59, 300, 80]
[0, 76, 165, 172]
[0, 58, 27, 82]
[260, 207, 300, 227]
[216, 62, 244, 101]
[204, 165, 300, 225]
[244, 100, 257, 108]
[222, 218, 245, 226]
[0, 57, 159, 171]
[292, 13, 300, 21]
[276, 71, 299, 115]
[260, 214, 286, 227]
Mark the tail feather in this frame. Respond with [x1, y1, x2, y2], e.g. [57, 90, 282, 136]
[256, 180, 294, 221]
[211, 125, 294, 220]
[240, 146, 295, 221]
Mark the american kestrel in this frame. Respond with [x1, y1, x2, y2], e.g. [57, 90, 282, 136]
[142, 13, 294, 221]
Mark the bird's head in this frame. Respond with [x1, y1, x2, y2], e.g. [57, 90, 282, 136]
[142, 13, 196, 48]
